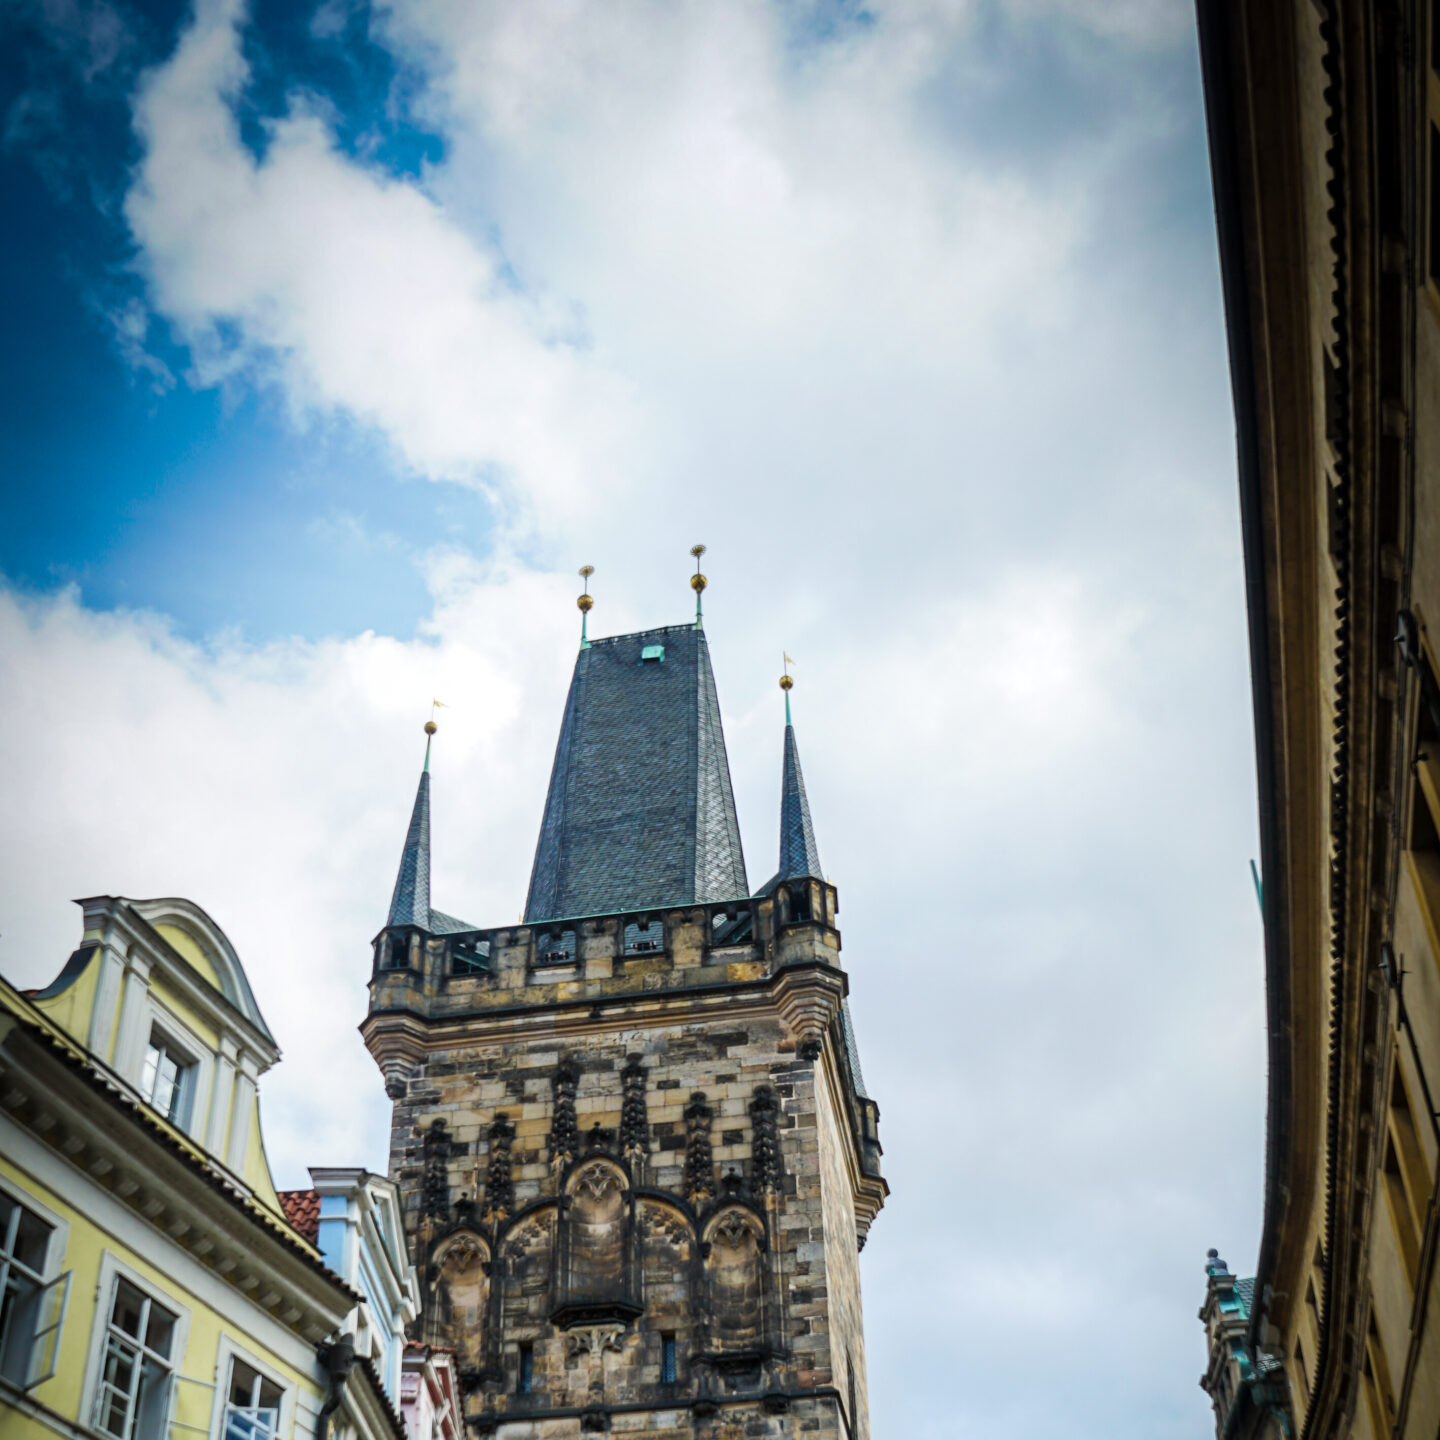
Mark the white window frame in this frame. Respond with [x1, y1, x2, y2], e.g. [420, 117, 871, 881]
[209, 1337, 291, 1440]
[0, 1177, 71, 1390]
[81, 1252, 192, 1440]
[137, 1003, 213, 1140]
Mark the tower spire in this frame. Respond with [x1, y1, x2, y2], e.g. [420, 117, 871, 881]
[387, 718, 435, 929]
[777, 665, 822, 881]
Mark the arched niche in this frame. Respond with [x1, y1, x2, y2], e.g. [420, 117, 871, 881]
[637, 1198, 694, 1315]
[702, 1206, 767, 1350]
[431, 1230, 490, 1370]
[500, 1207, 557, 1331]
[552, 1157, 640, 1326]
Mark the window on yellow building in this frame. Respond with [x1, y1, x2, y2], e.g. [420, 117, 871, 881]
[141, 1029, 195, 1129]
[94, 1277, 177, 1440]
[0, 1190, 69, 1389]
[224, 1358, 284, 1440]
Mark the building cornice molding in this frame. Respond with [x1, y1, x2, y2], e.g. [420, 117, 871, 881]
[0, 991, 358, 1344]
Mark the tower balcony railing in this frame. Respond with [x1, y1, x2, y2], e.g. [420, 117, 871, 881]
[368, 878, 839, 991]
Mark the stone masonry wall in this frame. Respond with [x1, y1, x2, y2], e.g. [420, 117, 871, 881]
[387, 1011, 855, 1439]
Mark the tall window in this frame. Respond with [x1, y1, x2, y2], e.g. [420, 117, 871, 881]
[224, 1359, 284, 1440]
[661, 1333, 677, 1384]
[94, 1277, 177, 1440]
[141, 1030, 195, 1129]
[517, 1342, 534, 1395]
[0, 1191, 67, 1387]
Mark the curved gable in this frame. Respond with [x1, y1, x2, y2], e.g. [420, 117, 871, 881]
[128, 897, 275, 1045]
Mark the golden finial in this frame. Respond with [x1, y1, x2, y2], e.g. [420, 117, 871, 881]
[780, 654, 794, 721]
[424, 700, 444, 769]
[690, 544, 707, 629]
[578, 565, 595, 646]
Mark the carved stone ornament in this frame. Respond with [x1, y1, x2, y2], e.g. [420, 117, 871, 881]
[748, 1086, 782, 1194]
[683, 1091, 715, 1203]
[421, 1118, 451, 1223]
[550, 1059, 581, 1171]
[483, 1113, 515, 1221]
[640, 1206, 690, 1247]
[574, 1161, 622, 1203]
[619, 1055, 650, 1160]
[566, 1323, 626, 1359]
[712, 1211, 756, 1250]
[438, 1233, 486, 1273]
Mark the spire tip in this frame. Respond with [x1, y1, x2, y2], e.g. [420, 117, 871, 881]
[691, 545, 707, 627]
[578, 565, 595, 646]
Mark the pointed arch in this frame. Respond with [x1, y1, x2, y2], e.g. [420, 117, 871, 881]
[703, 1205, 767, 1350]
[430, 1229, 490, 1370]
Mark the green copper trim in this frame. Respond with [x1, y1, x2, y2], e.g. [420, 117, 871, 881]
[424, 733, 432, 773]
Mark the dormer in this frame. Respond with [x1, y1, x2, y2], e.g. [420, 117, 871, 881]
[26, 895, 283, 1208]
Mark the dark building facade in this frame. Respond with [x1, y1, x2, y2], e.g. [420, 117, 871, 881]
[1197, 0, 1440, 1435]
[363, 611, 886, 1439]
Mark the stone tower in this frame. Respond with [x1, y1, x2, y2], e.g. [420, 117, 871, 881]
[363, 606, 887, 1439]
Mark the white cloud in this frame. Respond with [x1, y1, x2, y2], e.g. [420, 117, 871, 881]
[1, 1, 1263, 1435]
[124, 0, 638, 526]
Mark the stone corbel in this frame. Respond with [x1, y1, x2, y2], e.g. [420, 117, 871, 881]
[361, 1016, 427, 1100]
[773, 962, 845, 1060]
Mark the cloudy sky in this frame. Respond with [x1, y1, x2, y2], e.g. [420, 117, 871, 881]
[0, 0, 1261, 1433]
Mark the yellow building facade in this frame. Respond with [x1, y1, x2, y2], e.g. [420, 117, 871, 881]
[1197, 1, 1440, 1436]
[0, 895, 403, 1440]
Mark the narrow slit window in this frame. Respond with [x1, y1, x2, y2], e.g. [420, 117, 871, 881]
[518, 1342, 534, 1395]
[661, 1333, 676, 1384]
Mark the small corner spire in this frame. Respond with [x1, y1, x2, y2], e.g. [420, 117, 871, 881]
[578, 565, 595, 649]
[690, 544, 707, 629]
[777, 660, 822, 881]
[387, 715, 436, 930]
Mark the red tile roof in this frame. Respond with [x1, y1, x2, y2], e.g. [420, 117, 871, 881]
[278, 1188, 320, 1244]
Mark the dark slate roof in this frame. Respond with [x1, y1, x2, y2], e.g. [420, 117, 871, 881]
[429, 908, 479, 935]
[839, 1000, 870, 1099]
[1237, 1277, 1256, 1314]
[525, 625, 749, 921]
[778, 723, 822, 880]
[387, 768, 432, 928]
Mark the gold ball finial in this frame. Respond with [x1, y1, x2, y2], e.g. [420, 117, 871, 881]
[579, 565, 595, 579]
[691, 572, 707, 592]
[578, 593, 594, 612]
[425, 720, 438, 735]
[779, 675, 793, 691]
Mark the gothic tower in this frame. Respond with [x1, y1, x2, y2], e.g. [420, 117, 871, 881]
[363, 584, 887, 1439]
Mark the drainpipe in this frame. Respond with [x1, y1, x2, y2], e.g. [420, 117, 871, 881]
[316, 1336, 356, 1440]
